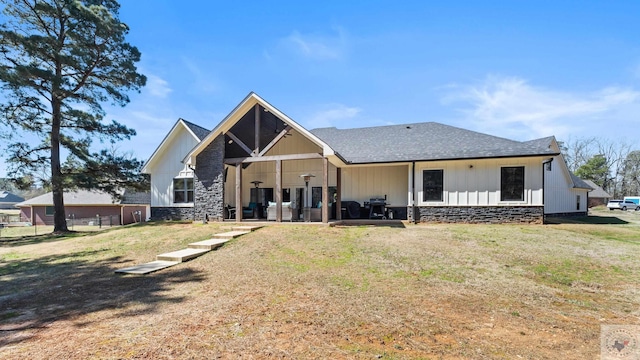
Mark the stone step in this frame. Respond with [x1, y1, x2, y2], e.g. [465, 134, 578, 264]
[156, 248, 210, 262]
[188, 238, 230, 250]
[212, 230, 250, 239]
[232, 225, 263, 232]
[115, 260, 179, 275]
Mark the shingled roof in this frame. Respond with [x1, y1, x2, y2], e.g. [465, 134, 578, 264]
[310, 122, 559, 164]
[16, 190, 150, 206]
[0, 191, 24, 204]
[181, 119, 210, 141]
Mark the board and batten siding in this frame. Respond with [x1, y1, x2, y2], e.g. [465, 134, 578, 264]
[340, 165, 408, 206]
[415, 157, 545, 207]
[147, 127, 200, 207]
[543, 155, 589, 214]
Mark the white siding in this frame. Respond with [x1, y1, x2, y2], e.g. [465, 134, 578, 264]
[544, 155, 589, 214]
[340, 165, 408, 206]
[146, 126, 200, 207]
[415, 157, 545, 206]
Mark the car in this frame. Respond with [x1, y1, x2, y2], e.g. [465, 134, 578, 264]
[607, 200, 640, 211]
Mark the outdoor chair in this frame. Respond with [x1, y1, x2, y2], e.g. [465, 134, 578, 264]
[242, 202, 256, 218]
[226, 205, 236, 219]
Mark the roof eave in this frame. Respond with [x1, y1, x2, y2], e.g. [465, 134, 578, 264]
[183, 92, 336, 167]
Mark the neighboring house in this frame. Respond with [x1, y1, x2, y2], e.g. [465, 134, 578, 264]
[16, 190, 150, 226]
[583, 179, 611, 207]
[0, 191, 24, 209]
[143, 92, 591, 224]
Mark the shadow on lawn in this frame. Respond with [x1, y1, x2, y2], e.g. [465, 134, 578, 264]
[546, 215, 629, 225]
[0, 249, 206, 347]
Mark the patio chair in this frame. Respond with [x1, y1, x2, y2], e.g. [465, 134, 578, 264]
[226, 205, 236, 219]
[242, 202, 256, 218]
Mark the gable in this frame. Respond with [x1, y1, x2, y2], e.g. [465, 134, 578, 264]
[142, 119, 207, 173]
[183, 92, 334, 167]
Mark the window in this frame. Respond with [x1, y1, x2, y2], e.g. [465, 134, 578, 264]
[576, 195, 581, 210]
[312, 186, 337, 208]
[173, 178, 194, 203]
[500, 166, 524, 201]
[423, 170, 443, 202]
[45, 206, 54, 216]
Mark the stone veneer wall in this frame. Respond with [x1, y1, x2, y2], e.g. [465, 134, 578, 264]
[407, 206, 415, 222]
[416, 206, 544, 224]
[193, 134, 225, 222]
[151, 207, 194, 221]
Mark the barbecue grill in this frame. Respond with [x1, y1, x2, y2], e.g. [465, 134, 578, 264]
[369, 197, 387, 219]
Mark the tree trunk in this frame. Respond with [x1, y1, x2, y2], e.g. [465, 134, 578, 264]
[51, 97, 68, 233]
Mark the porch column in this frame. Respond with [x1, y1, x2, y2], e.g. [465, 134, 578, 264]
[276, 159, 282, 222]
[336, 168, 342, 220]
[322, 157, 329, 223]
[235, 163, 242, 222]
[408, 162, 415, 223]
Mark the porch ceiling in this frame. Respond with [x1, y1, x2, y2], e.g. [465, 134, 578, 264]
[224, 104, 289, 159]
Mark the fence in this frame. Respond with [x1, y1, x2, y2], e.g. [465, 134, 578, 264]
[66, 215, 122, 229]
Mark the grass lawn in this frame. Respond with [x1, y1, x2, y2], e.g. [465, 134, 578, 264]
[1, 209, 639, 359]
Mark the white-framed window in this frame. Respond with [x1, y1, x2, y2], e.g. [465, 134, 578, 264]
[576, 195, 581, 210]
[500, 166, 524, 201]
[173, 178, 194, 203]
[423, 169, 444, 202]
[45, 206, 54, 216]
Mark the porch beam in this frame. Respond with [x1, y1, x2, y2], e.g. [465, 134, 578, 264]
[336, 168, 342, 220]
[258, 126, 292, 157]
[254, 104, 260, 155]
[276, 160, 282, 222]
[224, 153, 322, 164]
[227, 131, 255, 157]
[235, 164, 242, 222]
[322, 157, 328, 223]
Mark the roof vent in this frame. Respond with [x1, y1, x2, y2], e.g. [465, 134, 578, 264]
[406, 126, 412, 129]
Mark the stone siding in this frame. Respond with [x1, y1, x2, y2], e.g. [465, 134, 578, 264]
[151, 207, 194, 221]
[416, 206, 544, 224]
[406, 206, 415, 222]
[194, 135, 225, 222]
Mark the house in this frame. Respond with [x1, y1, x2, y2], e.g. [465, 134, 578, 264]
[582, 179, 611, 207]
[16, 190, 150, 226]
[143, 92, 591, 224]
[0, 191, 24, 209]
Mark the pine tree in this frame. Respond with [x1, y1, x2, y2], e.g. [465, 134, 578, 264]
[0, 0, 146, 232]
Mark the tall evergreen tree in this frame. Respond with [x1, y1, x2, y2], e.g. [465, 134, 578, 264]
[0, 0, 146, 232]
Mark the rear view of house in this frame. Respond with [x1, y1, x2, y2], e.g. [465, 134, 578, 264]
[143, 92, 590, 224]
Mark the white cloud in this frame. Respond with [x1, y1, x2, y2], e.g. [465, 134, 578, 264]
[280, 26, 348, 61]
[303, 103, 362, 129]
[181, 57, 218, 94]
[442, 76, 640, 140]
[145, 74, 172, 98]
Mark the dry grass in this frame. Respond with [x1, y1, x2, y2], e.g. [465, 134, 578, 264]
[1, 210, 640, 359]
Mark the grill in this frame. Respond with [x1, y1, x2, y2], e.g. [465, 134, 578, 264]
[369, 197, 387, 219]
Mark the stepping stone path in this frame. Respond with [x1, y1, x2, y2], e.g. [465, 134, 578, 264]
[115, 225, 262, 275]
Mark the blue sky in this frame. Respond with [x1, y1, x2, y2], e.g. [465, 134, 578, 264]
[3, 1, 640, 177]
